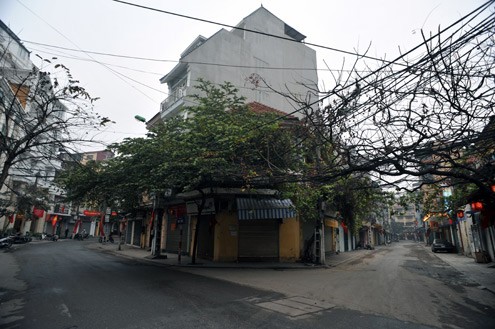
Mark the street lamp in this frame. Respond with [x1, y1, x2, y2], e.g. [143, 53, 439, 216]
[134, 115, 146, 123]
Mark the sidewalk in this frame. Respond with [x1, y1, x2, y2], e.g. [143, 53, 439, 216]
[87, 241, 372, 269]
[426, 245, 495, 294]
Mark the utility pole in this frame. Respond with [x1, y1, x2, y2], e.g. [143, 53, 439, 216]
[151, 193, 166, 259]
[314, 198, 326, 265]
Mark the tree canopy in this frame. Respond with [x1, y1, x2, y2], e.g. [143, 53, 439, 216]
[58, 80, 299, 212]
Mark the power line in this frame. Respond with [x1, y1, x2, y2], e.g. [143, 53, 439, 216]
[185, 0, 495, 169]
[23, 40, 377, 74]
[28, 46, 163, 75]
[27, 45, 328, 100]
[28, 46, 168, 95]
[111, 0, 410, 67]
[109, 0, 494, 125]
[16, 0, 159, 103]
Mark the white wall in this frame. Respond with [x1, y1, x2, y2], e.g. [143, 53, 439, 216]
[163, 7, 318, 119]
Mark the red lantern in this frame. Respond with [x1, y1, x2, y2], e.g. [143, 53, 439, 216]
[471, 202, 483, 211]
[456, 210, 464, 219]
[491, 185, 495, 193]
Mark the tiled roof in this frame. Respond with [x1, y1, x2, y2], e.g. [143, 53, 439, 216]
[247, 102, 298, 120]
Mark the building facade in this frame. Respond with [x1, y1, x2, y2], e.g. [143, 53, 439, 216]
[154, 6, 318, 125]
[0, 20, 67, 235]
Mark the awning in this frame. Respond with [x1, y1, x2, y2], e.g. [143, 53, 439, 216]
[236, 198, 296, 220]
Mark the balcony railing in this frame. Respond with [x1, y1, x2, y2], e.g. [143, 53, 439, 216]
[161, 87, 186, 114]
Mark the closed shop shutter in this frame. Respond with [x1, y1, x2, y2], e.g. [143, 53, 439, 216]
[125, 222, 132, 244]
[81, 220, 92, 234]
[166, 216, 189, 254]
[133, 221, 142, 247]
[238, 219, 279, 261]
[197, 215, 215, 260]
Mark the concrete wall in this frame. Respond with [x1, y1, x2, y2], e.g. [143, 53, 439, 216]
[213, 210, 238, 262]
[167, 7, 318, 119]
[279, 217, 300, 261]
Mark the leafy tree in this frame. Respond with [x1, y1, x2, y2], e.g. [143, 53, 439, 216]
[152, 80, 298, 262]
[322, 175, 391, 235]
[60, 80, 298, 263]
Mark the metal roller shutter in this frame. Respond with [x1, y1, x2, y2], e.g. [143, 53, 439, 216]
[133, 222, 142, 247]
[238, 219, 279, 262]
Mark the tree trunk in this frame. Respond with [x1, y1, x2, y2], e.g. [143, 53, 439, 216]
[0, 160, 13, 192]
[191, 190, 206, 265]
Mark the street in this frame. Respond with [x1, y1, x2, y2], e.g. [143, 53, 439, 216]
[1, 240, 494, 329]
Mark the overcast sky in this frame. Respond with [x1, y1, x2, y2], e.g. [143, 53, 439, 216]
[0, 0, 484, 151]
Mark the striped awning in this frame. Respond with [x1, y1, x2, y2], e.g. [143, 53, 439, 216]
[236, 198, 296, 220]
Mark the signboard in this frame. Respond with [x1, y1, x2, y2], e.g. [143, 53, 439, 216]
[33, 208, 45, 218]
[83, 210, 102, 217]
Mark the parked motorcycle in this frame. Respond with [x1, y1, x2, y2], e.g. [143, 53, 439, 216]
[0, 236, 13, 249]
[39, 232, 58, 241]
[10, 233, 31, 244]
[74, 231, 89, 240]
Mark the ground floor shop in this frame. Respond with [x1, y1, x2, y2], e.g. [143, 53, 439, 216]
[133, 194, 301, 263]
[456, 205, 495, 263]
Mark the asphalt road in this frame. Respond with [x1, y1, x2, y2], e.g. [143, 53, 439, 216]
[0, 240, 494, 329]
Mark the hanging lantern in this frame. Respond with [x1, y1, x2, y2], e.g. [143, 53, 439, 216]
[456, 210, 464, 219]
[491, 184, 495, 193]
[471, 201, 483, 211]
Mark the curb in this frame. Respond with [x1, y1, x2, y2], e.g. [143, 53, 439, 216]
[88, 243, 331, 270]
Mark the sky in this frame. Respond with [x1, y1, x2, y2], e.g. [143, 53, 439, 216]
[0, 0, 485, 151]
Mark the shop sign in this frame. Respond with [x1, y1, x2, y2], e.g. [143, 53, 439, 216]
[83, 210, 102, 217]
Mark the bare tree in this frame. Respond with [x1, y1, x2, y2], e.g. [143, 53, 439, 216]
[295, 1, 495, 203]
[1, 44, 112, 219]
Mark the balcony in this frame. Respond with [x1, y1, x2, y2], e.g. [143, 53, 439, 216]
[160, 87, 187, 119]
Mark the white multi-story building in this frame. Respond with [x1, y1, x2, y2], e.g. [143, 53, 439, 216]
[153, 6, 318, 124]
[0, 19, 66, 234]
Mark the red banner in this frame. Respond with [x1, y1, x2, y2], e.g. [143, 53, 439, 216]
[149, 210, 155, 228]
[33, 208, 45, 218]
[341, 221, 348, 234]
[51, 215, 58, 227]
[73, 219, 82, 233]
[83, 210, 101, 217]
